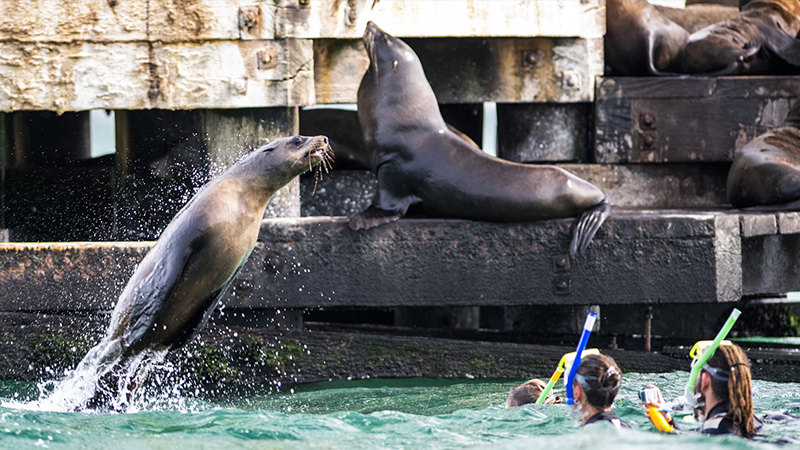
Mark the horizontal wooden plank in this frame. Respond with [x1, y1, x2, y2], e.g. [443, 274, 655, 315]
[238, 213, 743, 308]
[0, 0, 275, 43]
[276, 0, 605, 39]
[8, 212, 800, 312]
[315, 37, 602, 104]
[0, 0, 604, 43]
[0, 39, 313, 111]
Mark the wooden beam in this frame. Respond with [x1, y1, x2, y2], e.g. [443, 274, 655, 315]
[595, 76, 800, 164]
[241, 212, 743, 308]
[314, 37, 602, 104]
[0, 40, 313, 112]
[275, 0, 605, 39]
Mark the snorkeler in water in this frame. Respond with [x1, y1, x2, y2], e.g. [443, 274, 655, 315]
[570, 353, 631, 428]
[641, 342, 758, 438]
[505, 378, 562, 407]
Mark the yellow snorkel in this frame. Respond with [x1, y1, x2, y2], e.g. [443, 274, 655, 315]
[535, 348, 599, 404]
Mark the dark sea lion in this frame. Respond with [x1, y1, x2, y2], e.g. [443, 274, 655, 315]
[352, 22, 610, 256]
[47, 135, 333, 410]
[682, 0, 800, 75]
[727, 102, 800, 210]
[654, 3, 739, 34]
[605, 0, 690, 75]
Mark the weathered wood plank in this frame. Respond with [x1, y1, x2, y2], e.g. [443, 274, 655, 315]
[0, 39, 313, 112]
[314, 37, 602, 104]
[594, 76, 800, 164]
[0, 0, 275, 43]
[241, 213, 743, 308]
[16, 212, 800, 312]
[275, 0, 605, 39]
[743, 234, 800, 297]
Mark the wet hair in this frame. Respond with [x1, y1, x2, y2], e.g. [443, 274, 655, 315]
[575, 354, 622, 409]
[704, 343, 756, 438]
[506, 378, 561, 406]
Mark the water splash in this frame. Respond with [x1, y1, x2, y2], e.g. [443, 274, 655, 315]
[25, 338, 168, 413]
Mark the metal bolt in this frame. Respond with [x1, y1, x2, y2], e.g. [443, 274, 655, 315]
[561, 70, 581, 91]
[523, 49, 545, 68]
[257, 48, 277, 70]
[642, 131, 656, 148]
[639, 112, 656, 129]
[552, 254, 570, 272]
[238, 6, 261, 33]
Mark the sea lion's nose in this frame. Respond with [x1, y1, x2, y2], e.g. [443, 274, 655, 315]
[322, 136, 329, 145]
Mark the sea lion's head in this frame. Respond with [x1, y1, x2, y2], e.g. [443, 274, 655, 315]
[238, 135, 333, 193]
[682, 24, 761, 74]
[362, 21, 420, 75]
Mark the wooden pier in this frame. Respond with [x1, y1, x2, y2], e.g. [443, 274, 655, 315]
[0, 0, 799, 382]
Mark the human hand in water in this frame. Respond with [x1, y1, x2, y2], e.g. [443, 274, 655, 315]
[639, 385, 674, 429]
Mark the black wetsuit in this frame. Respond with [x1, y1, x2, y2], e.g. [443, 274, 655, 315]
[585, 411, 632, 429]
[698, 403, 736, 435]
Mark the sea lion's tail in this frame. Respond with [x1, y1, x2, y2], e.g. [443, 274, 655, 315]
[570, 200, 611, 257]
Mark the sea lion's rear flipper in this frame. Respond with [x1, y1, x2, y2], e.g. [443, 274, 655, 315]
[570, 200, 612, 257]
[349, 205, 404, 230]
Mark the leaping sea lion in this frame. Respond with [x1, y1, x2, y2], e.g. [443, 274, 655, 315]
[43, 135, 333, 411]
[351, 22, 610, 256]
[682, 0, 800, 75]
[727, 101, 800, 210]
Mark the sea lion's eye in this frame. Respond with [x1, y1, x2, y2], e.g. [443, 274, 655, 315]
[292, 136, 303, 146]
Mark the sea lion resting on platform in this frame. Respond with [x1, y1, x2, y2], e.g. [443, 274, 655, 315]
[352, 22, 610, 256]
[727, 101, 800, 210]
[42, 135, 333, 411]
[605, 0, 690, 75]
[682, 0, 800, 75]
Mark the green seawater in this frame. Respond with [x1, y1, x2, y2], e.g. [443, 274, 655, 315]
[1, 372, 799, 449]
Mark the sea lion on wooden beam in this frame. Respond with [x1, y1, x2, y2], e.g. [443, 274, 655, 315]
[727, 101, 800, 210]
[605, 0, 690, 76]
[682, 0, 800, 75]
[44, 135, 333, 411]
[351, 22, 610, 256]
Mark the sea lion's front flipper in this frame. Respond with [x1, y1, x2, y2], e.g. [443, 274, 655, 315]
[570, 200, 612, 257]
[349, 205, 404, 230]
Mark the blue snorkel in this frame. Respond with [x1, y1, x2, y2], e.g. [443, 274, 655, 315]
[565, 312, 597, 405]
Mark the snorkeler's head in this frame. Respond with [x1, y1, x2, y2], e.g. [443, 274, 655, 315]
[505, 378, 561, 407]
[701, 343, 756, 437]
[574, 354, 622, 409]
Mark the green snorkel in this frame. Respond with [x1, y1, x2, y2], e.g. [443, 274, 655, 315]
[678, 308, 741, 409]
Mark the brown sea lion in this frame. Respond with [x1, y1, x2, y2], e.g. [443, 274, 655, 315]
[682, 0, 800, 75]
[654, 3, 739, 34]
[605, 0, 690, 76]
[352, 22, 610, 256]
[45, 135, 333, 410]
[727, 101, 800, 210]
